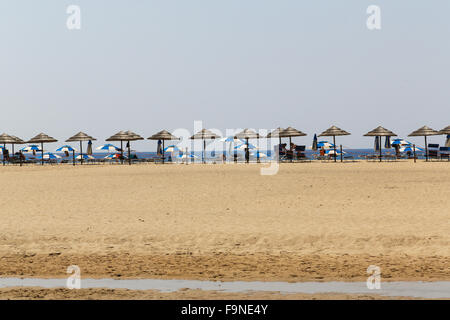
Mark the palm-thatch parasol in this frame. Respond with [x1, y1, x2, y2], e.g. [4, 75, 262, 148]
[265, 128, 284, 162]
[0, 133, 16, 165]
[190, 129, 220, 164]
[148, 130, 180, 164]
[106, 131, 129, 164]
[440, 126, 450, 147]
[318, 126, 351, 162]
[66, 132, 96, 165]
[27, 133, 58, 165]
[280, 127, 307, 162]
[234, 129, 260, 163]
[125, 131, 144, 164]
[408, 126, 440, 161]
[364, 126, 397, 162]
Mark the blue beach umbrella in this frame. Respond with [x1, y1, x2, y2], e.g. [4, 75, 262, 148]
[96, 144, 121, 152]
[21, 145, 42, 153]
[164, 145, 181, 153]
[312, 134, 318, 151]
[37, 152, 61, 160]
[104, 153, 126, 159]
[384, 136, 392, 149]
[234, 142, 257, 150]
[76, 154, 94, 160]
[374, 136, 380, 152]
[325, 149, 345, 155]
[391, 139, 412, 146]
[399, 145, 424, 153]
[157, 140, 162, 156]
[56, 145, 77, 153]
[316, 141, 334, 149]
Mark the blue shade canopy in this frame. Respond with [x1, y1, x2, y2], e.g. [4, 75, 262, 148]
[96, 144, 120, 152]
[21, 145, 42, 152]
[56, 145, 77, 152]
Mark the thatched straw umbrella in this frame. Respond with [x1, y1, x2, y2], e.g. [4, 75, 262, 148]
[148, 130, 179, 164]
[364, 126, 397, 162]
[234, 129, 260, 163]
[0, 133, 16, 166]
[27, 133, 58, 165]
[318, 126, 351, 162]
[124, 131, 144, 165]
[190, 129, 220, 164]
[265, 128, 284, 162]
[408, 126, 440, 161]
[280, 127, 307, 162]
[66, 132, 96, 165]
[440, 126, 450, 148]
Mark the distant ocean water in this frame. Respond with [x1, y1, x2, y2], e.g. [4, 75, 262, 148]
[20, 148, 426, 162]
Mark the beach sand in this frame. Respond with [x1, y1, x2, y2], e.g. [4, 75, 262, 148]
[0, 161, 449, 297]
[0, 287, 418, 300]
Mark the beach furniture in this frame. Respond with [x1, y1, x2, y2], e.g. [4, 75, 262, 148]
[27, 133, 58, 165]
[107, 131, 143, 165]
[427, 144, 440, 160]
[279, 127, 307, 163]
[408, 126, 440, 161]
[148, 130, 180, 164]
[190, 129, 220, 164]
[266, 128, 285, 163]
[0, 133, 17, 166]
[364, 126, 397, 162]
[234, 129, 260, 164]
[439, 147, 450, 160]
[318, 126, 351, 162]
[66, 132, 96, 165]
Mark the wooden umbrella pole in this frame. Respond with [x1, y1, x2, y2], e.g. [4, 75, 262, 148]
[162, 140, 165, 164]
[120, 141, 123, 164]
[278, 137, 281, 163]
[379, 136, 382, 162]
[80, 141, 83, 165]
[203, 139, 206, 164]
[425, 136, 428, 162]
[73, 150, 75, 166]
[289, 136, 292, 163]
[2, 143, 5, 166]
[333, 136, 337, 162]
[41, 142, 44, 165]
[128, 141, 131, 165]
[246, 138, 249, 163]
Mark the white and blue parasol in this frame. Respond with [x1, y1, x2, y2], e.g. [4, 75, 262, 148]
[164, 145, 181, 153]
[55, 145, 77, 152]
[325, 149, 345, 155]
[399, 145, 424, 153]
[76, 154, 95, 160]
[96, 144, 121, 152]
[316, 141, 335, 149]
[37, 152, 61, 160]
[21, 145, 42, 152]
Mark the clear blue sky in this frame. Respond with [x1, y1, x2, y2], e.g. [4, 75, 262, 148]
[1, 1, 449, 150]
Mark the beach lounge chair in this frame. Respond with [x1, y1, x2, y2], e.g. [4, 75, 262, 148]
[428, 144, 440, 161]
[439, 147, 450, 161]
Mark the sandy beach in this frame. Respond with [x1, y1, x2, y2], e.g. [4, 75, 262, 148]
[0, 161, 449, 298]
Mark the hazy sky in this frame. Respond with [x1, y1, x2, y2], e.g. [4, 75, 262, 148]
[1, 0, 449, 150]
